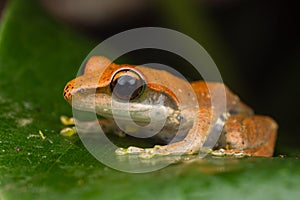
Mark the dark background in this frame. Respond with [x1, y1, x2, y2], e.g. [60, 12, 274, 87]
[1, 0, 299, 150]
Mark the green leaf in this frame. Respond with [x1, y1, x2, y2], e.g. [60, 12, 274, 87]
[0, 0, 299, 200]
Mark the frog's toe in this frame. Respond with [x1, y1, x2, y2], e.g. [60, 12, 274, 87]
[60, 126, 77, 137]
[60, 116, 75, 126]
[115, 146, 145, 155]
[139, 152, 155, 159]
[211, 148, 250, 157]
[115, 145, 171, 158]
[152, 145, 172, 155]
[139, 146, 171, 158]
[115, 148, 127, 155]
[127, 146, 145, 154]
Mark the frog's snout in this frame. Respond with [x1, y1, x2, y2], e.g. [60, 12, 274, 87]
[63, 80, 74, 103]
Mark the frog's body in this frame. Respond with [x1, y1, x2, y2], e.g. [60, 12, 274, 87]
[63, 56, 277, 157]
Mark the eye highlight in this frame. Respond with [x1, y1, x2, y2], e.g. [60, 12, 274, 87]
[110, 69, 145, 101]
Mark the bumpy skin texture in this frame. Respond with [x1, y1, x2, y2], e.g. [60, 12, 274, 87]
[222, 115, 277, 156]
[64, 56, 278, 157]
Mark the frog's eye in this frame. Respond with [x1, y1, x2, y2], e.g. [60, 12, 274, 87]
[110, 69, 145, 101]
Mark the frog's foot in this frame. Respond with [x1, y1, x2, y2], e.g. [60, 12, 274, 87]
[60, 116, 76, 136]
[211, 148, 250, 157]
[115, 138, 202, 159]
[223, 115, 278, 157]
[115, 145, 188, 159]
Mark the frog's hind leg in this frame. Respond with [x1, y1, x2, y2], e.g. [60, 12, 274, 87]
[221, 114, 278, 157]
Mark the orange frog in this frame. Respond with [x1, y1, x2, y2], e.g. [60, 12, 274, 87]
[63, 56, 277, 157]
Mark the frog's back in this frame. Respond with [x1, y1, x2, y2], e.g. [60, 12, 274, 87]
[190, 81, 253, 116]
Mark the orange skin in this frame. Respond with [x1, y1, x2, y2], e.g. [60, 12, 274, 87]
[64, 56, 277, 157]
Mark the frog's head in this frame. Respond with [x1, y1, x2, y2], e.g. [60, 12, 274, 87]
[63, 56, 197, 125]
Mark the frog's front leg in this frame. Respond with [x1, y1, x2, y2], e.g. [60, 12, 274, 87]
[116, 107, 213, 157]
[218, 114, 277, 157]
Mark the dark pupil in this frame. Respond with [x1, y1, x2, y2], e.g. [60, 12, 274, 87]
[111, 75, 143, 100]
